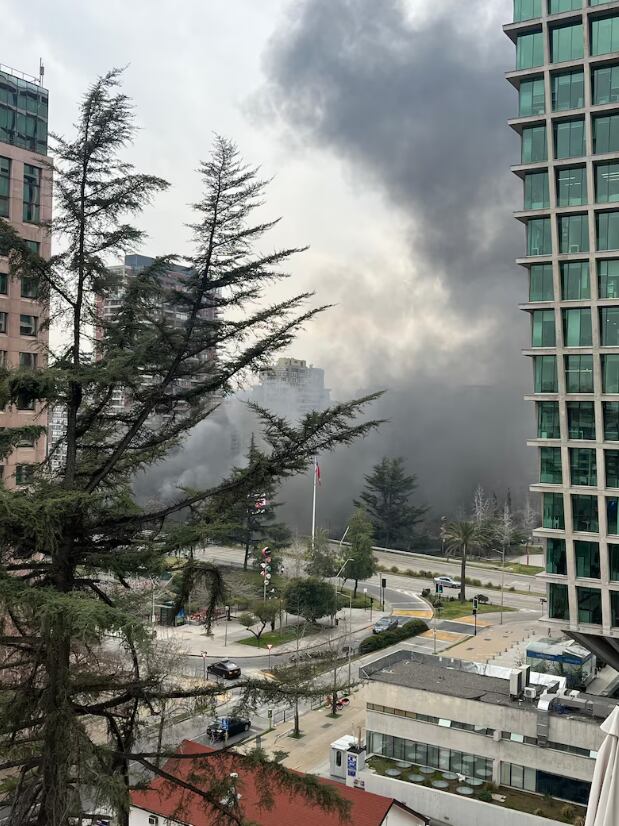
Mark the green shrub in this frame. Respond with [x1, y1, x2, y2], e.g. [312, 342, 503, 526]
[477, 790, 493, 803]
[358, 618, 428, 654]
[561, 805, 575, 820]
[533, 809, 544, 817]
[484, 581, 493, 588]
[390, 565, 399, 573]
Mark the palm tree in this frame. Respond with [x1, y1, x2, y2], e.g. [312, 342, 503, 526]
[441, 520, 480, 602]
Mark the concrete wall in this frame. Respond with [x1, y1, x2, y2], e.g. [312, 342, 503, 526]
[362, 772, 565, 826]
[382, 804, 427, 826]
[366, 681, 601, 782]
[129, 807, 183, 826]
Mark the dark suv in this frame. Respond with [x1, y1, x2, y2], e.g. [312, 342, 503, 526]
[206, 716, 251, 741]
[207, 660, 241, 680]
[372, 616, 399, 634]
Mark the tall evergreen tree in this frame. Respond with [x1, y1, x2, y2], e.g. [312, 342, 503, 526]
[0, 71, 380, 826]
[345, 507, 375, 596]
[356, 457, 427, 550]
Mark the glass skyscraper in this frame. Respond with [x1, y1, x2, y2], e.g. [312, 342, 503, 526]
[507, 0, 619, 669]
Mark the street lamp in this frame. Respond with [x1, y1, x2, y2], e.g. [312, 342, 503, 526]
[440, 516, 446, 556]
[334, 558, 354, 625]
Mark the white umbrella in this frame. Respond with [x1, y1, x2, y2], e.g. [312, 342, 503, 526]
[585, 705, 619, 826]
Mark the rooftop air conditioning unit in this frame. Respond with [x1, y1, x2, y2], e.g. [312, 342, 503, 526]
[148, 818, 159, 826]
[524, 686, 537, 700]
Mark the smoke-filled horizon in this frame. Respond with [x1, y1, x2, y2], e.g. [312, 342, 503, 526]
[137, 0, 536, 532]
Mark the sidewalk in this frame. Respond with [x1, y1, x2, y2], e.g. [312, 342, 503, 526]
[442, 615, 543, 663]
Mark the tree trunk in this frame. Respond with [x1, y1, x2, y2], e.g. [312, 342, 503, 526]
[459, 542, 467, 603]
[293, 699, 300, 736]
[353, 578, 358, 598]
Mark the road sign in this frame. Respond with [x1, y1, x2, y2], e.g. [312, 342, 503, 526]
[266, 644, 273, 650]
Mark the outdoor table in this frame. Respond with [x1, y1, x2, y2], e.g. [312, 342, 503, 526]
[408, 774, 424, 782]
[432, 780, 449, 789]
[456, 786, 474, 795]
[419, 766, 435, 774]
[385, 768, 401, 777]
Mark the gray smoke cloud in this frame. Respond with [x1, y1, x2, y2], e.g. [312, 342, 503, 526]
[138, 0, 536, 534]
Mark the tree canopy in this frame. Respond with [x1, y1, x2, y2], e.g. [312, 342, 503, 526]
[283, 577, 335, 624]
[345, 508, 375, 596]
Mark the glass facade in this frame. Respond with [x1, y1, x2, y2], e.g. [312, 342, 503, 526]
[563, 308, 592, 345]
[605, 402, 619, 440]
[0, 156, 9, 218]
[599, 259, 619, 298]
[552, 23, 584, 62]
[518, 32, 545, 69]
[577, 586, 602, 622]
[568, 401, 595, 439]
[609, 544, 619, 580]
[532, 309, 556, 346]
[552, 69, 584, 111]
[366, 731, 493, 780]
[0, 71, 48, 155]
[522, 125, 547, 163]
[559, 214, 589, 253]
[572, 494, 599, 531]
[597, 211, 619, 250]
[557, 167, 587, 206]
[541, 446, 563, 483]
[594, 114, 619, 155]
[549, 0, 582, 11]
[554, 118, 585, 158]
[603, 354, 619, 392]
[570, 448, 597, 485]
[597, 162, 619, 203]
[0, 274, 6, 295]
[543, 492, 565, 528]
[528, 217, 552, 254]
[575, 540, 601, 577]
[514, 0, 541, 21]
[591, 16, 619, 56]
[538, 400, 561, 437]
[23, 164, 40, 224]
[524, 171, 550, 209]
[534, 355, 558, 391]
[531, 263, 554, 300]
[547, 538, 567, 574]
[601, 306, 619, 345]
[565, 354, 594, 392]
[520, 77, 546, 116]
[612, 591, 619, 625]
[593, 64, 619, 105]
[608, 497, 619, 534]
[562, 261, 590, 299]
[606, 450, 619, 487]
[549, 582, 569, 619]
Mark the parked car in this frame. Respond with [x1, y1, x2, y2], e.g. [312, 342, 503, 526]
[372, 616, 399, 634]
[206, 716, 251, 741]
[207, 660, 241, 680]
[433, 575, 460, 589]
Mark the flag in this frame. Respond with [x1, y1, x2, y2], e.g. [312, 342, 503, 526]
[315, 459, 321, 486]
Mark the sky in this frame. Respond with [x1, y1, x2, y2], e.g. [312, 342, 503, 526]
[3, 0, 535, 532]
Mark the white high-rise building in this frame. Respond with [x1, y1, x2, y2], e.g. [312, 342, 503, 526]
[249, 357, 331, 420]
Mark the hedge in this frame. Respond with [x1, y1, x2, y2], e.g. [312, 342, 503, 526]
[358, 618, 428, 654]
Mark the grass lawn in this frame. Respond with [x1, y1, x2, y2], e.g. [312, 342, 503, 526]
[336, 587, 378, 610]
[504, 563, 543, 575]
[433, 600, 515, 620]
[238, 623, 322, 648]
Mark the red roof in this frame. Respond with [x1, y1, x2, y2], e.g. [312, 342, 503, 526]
[131, 739, 393, 826]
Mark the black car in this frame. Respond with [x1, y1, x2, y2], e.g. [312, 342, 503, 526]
[207, 660, 241, 680]
[206, 716, 251, 741]
[372, 616, 399, 634]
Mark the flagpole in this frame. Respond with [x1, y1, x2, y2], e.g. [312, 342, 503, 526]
[311, 456, 317, 550]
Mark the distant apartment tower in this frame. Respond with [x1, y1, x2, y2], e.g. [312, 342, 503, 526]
[250, 357, 331, 420]
[0, 64, 50, 487]
[506, 1, 619, 668]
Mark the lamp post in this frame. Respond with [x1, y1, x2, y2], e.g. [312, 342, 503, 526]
[334, 558, 354, 625]
[201, 651, 208, 681]
[224, 606, 230, 647]
[500, 542, 506, 626]
[440, 516, 446, 556]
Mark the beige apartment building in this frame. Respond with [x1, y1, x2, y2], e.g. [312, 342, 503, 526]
[0, 64, 50, 486]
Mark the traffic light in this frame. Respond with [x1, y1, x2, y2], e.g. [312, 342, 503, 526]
[472, 596, 478, 613]
[435, 582, 443, 595]
[260, 546, 272, 583]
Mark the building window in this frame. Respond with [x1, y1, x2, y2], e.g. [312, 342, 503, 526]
[541, 446, 563, 483]
[549, 583, 570, 619]
[530, 263, 554, 300]
[557, 167, 587, 206]
[561, 261, 590, 299]
[0, 156, 9, 218]
[591, 15, 619, 56]
[593, 64, 619, 105]
[575, 541, 601, 578]
[0, 273, 7, 295]
[19, 352, 37, 369]
[563, 308, 592, 346]
[572, 494, 599, 532]
[552, 69, 584, 111]
[532, 309, 556, 346]
[524, 171, 550, 209]
[543, 492, 565, 528]
[577, 586, 602, 623]
[20, 277, 37, 299]
[567, 401, 595, 439]
[501, 761, 536, 792]
[366, 732, 492, 780]
[15, 464, 33, 486]
[607, 450, 619, 487]
[517, 32, 545, 69]
[597, 212, 619, 251]
[594, 114, 619, 155]
[605, 402, 619, 440]
[520, 77, 546, 116]
[559, 214, 589, 253]
[599, 259, 619, 298]
[522, 125, 547, 163]
[534, 355, 558, 392]
[538, 401, 561, 438]
[22, 165, 40, 224]
[570, 448, 597, 486]
[0, 312, 7, 334]
[551, 23, 584, 62]
[608, 497, 619, 534]
[547, 538, 567, 574]
[528, 217, 552, 255]
[554, 118, 586, 158]
[603, 354, 619, 392]
[611, 591, 619, 625]
[19, 315, 37, 337]
[0, 350, 5, 367]
[597, 162, 619, 204]
[565, 354, 594, 392]
[612, 546, 619, 581]
[601, 307, 619, 345]
[515, 0, 542, 21]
